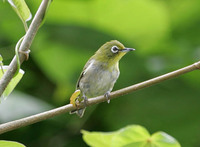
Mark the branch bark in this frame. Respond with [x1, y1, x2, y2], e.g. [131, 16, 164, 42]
[0, 61, 199, 134]
[0, 0, 50, 96]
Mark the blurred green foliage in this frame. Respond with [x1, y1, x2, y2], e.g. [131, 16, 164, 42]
[0, 0, 200, 147]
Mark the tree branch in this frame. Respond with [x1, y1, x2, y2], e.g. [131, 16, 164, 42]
[0, 61, 199, 134]
[0, 0, 50, 96]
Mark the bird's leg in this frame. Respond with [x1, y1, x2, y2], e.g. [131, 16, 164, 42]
[104, 91, 111, 103]
[69, 90, 86, 117]
[83, 94, 89, 107]
[74, 94, 87, 118]
[19, 49, 31, 60]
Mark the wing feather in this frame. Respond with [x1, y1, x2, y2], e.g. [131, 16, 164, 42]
[76, 59, 94, 89]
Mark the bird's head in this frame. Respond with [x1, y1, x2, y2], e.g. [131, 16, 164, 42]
[93, 40, 135, 64]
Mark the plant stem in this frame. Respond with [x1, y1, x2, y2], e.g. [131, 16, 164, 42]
[0, 0, 50, 96]
[0, 61, 199, 134]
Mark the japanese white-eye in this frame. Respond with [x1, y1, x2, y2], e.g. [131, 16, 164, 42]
[70, 40, 135, 117]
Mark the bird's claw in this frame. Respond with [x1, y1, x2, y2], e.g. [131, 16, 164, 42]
[104, 92, 110, 103]
[70, 90, 88, 109]
[19, 49, 30, 60]
[83, 95, 89, 107]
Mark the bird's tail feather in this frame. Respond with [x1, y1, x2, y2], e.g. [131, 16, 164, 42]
[70, 108, 85, 118]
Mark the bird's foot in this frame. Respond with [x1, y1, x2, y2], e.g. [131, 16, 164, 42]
[19, 49, 30, 60]
[104, 91, 110, 103]
[76, 108, 85, 118]
[75, 95, 88, 118]
[83, 95, 89, 107]
[69, 90, 87, 117]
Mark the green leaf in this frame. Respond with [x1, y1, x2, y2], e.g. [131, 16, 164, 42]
[0, 54, 3, 62]
[7, 0, 32, 30]
[14, 36, 25, 76]
[0, 66, 24, 99]
[0, 54, 3, 74]
[40, 0, 52, 28]
[82, 125, 181, 147]
[0, 140, 26, 147]
[111, 125, 151, 147]
[81, 130, 116, 147]
[151, 132, 181, 147]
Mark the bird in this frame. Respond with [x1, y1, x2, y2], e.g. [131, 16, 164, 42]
[70, 40, 135, 117]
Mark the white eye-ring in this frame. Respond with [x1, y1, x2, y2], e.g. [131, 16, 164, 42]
[111, 46, 119, 53]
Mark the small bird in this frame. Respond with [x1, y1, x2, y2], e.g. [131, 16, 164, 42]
[70, 40, 135, 117]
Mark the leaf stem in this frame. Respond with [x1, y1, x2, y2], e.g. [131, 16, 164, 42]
[0, 0, 50, 96]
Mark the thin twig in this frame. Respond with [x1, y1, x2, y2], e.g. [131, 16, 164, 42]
[0, 0, 50, 96]
[0, 61, 199, 134]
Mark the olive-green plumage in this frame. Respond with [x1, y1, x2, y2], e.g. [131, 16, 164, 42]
[71, 40, 135, 117]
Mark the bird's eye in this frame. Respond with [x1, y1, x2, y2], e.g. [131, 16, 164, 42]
[111, 46, 119, 53]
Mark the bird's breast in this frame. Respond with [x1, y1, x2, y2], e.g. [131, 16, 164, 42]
[79, 61, 119, 98]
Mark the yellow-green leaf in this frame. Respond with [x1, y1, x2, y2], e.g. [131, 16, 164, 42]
[0, 140, 26, 147]
[0, 54, 3, 73]
[81, 130, 116, 147]
[82, 125, 181, 147]
[0, 66, 24, 99]
[151, 132, 181, 147]
[7, 0, 32, 30]
[0, 54, 3, 62]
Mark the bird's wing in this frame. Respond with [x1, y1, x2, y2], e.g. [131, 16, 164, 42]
[76, 58, 94, 89]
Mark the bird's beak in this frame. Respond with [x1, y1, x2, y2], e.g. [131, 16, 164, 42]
[120, 48, 135, 52]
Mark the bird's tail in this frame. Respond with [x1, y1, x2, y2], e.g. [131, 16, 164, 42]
[70, 108, 86, 118]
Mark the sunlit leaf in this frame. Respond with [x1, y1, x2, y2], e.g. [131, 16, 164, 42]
[0, 54, 4, 74]
[151, 132, 181, 147]
[81, 130, 116, 147]
[0, 140, 25, 147]
[0, 54, 3, 62]
[111, 125, 150, 147]
[82, 125, 180, 147]
[0, 66, 24, 99]
[7, 0, 32, 30]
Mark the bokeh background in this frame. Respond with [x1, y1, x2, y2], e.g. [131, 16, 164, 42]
[1, 0, 200, 146]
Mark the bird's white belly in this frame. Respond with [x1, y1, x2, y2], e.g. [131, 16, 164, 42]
[79, 62, 119, 98]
